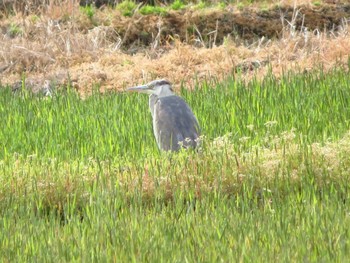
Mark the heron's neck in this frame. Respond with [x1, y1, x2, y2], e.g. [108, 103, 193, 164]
[156, 85, 174, 97]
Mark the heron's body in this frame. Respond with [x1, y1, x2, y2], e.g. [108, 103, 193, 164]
[127, 80, 200, 152]
[151, 94, 200, 151]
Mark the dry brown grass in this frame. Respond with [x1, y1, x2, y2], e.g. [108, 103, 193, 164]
[239, 0, 343, 8]
[124, 130, 350, 200]
[0, 1, 349, 93]
[4, 130, 350, 204]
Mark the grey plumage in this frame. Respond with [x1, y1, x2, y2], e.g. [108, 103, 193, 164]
[127, 79, 200, 152]
[152, 94, 200, 151]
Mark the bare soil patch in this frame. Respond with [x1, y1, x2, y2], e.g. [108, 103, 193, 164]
[112, 4, 350, 47]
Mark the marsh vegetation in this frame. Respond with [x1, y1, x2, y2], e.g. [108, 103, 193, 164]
[1, 67, 350, 261]
[1, 0, 350, 261]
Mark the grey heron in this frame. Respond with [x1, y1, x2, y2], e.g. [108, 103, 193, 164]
[127, 79, 200, 152]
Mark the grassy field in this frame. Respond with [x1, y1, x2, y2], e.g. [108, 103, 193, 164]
[1, 67, 350, 261]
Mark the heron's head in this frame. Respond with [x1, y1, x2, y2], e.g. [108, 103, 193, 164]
[126, 79, 174, 97]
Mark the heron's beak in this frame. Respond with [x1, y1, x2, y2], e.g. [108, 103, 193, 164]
[126, 85, 152, 94]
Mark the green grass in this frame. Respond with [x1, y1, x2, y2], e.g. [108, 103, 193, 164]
[139, 5, 168, 15]
[7, 23, 23, 37]
[1, 68, 350, 261]
[170, 0, 186, 10]
[1, 182, 349, 261]
[1, 68, 349, 161]
[113, 0, 278, 17]
[80, 4, 96, 20]
[116, 0, 137, 17]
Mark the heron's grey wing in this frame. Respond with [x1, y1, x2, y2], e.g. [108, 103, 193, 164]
[153, 96, 200, 151]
